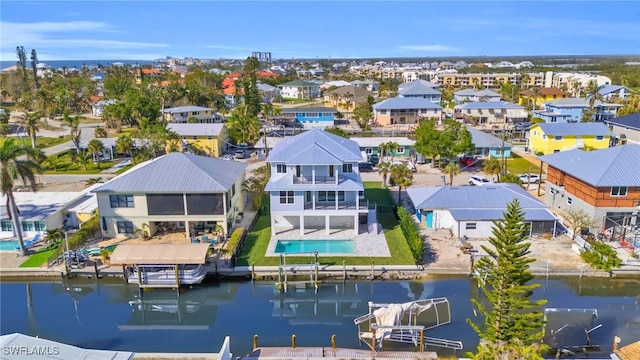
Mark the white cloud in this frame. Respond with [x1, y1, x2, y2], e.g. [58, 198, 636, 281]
[397, 45, 461, 52]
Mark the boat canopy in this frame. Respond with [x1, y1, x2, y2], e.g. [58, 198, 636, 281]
[109, 243, 210, 265]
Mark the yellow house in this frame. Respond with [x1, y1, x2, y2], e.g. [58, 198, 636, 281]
[519, 87, 571, 109]
[529, 122, 612, 155]
[166, 123, 228, 157]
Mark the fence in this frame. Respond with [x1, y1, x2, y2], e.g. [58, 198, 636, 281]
[229, 211, 261, 268]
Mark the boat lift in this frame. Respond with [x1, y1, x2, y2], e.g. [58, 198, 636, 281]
[544, 308, 602, 357]
[354, 297, 463, 352]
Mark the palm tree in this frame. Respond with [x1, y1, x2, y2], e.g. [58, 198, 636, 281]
[87, 139, 104, 169]
[390, 163, 413, 203]
[377, 161, 392, 187]
[483, 157, 503, 182]
[94, 127, 108, 138]
[520, 73, 530, 89]
[77, 150, 91, 171]
[45, 153, 60, 172]
[260, 102, 274, 157]
[63, 112, 82, 153]
[242, 164, 270, 210]
[115, 135, 133, 157]
[21, 112, 41, 148]
[530, 87, 542, 110]
[584, 80, 603, 121]
[442, 162, 461, 186]
[1, 138, 44, 255]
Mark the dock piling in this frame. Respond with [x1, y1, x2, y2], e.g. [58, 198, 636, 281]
[93, 262, 100, 279]
[342, 260, 346, 281]
[331, 334, 336, 349]
[253, 335, 258, 350]
[291, 334, 296, 348]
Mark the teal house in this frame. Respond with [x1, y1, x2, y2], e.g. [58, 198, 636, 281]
[350, 137, 415, 159]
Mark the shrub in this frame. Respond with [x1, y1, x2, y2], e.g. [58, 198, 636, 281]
[397, 207, 424, 264]
[54, 216, 101, 257]
[580, 241, 622, 272]
[226, 227, 245, 256]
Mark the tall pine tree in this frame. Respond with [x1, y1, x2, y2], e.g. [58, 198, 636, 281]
[467, 199, 547, 359]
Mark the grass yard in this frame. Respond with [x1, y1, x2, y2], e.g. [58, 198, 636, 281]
[506, 153, 541, 175]
[116, 164, 134, 174]
[36, 135, 71, 149]
[236, 181, 415, 266]
[43, 150, 117, 174]
[78, 116, 105, 124]
[20, 248, 58, 268]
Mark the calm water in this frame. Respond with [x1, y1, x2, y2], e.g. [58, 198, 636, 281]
[275, 240, 355, 254]
[1, 277, 639, 358]
[0, 60, 155, 70]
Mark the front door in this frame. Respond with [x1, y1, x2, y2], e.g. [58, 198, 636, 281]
[426, 211, 433, 228]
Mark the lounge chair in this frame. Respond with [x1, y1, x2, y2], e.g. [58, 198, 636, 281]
[15, 234, 41, 251]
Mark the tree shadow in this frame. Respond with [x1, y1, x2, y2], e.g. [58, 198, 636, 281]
[422, 236, 438, 265]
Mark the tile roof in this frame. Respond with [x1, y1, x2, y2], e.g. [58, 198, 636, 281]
[532, 122, 613, 137]
[166, 123, 225, 137]
[467, 127, 512, 148]
[407, 184, 555, 221]
[163, 105, 213, 114]
[539, 144, 640, 186]
[373, 97, 443, 110]
[92, 152, 246, 193]
[266, 129, 362, 164]
[605, 113, 640, 131]
[455, 101, 523, 110]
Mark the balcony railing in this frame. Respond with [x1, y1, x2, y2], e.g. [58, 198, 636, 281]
[304, 200, 369, 210]
[293, 176, 336, 184]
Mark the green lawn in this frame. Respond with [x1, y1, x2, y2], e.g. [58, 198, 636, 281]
[277, 98, 317, 105]
[78, 116, 105, 124]
[19, 248, 58, 268]
[236, 181, 414, 266]
[506, 154, 541, 175]
[116, 164, 134, 174]
[36, 135, 71, 149]
[43, 150, 117, 174]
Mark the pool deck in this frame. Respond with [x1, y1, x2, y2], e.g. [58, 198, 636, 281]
[266, 224, 390, 257]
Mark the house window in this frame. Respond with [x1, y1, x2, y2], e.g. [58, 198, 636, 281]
[466, 223, 477, 230]
[21, 222, 34, 231]
[567, 197, 573, 205]
[554, 136, 562, 141]
[329, 165, 335, 176]
[397, 147, 405, 154]
[317, 191, 337, 202]
[110, 195, 134, 208]
[0, 220, 12, 231]
[596, 136, 604, 140]
[533, 131, 537, 136]
[276, 164, 286, 173]
[543, 135, 547, 139]
[116, 221, 134, 234]
[207, 136, 213, 140]
[342, 164, 353, 173]
[611, 187, 628, 197]
[338, 191, 345, 201]
[192, 136, 198, 140]
[231, 183, 236, 197]
[279, 191, 294, 204]
[365, 148, 373, 155]
[34, 221, 46, 231]
[359, 191, 364, 199]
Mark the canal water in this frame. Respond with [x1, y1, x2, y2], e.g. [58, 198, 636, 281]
[1, 276, 639, 358]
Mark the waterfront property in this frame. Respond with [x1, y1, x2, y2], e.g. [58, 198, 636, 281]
[265, 129, 370, 237]
[528, 122, 612, 155]
[454, 101, 527, 124]
[92, 152, 246, 239]
[406, 184, 557, 238]
[162, 105, 224, 123]
[350, 137, 415, 159]
[518, 87, 571, 109]
[466, 127, 512, 158]
[397, 80, 442, 103]
[166, 123, 228, 157]
[372, 98, 442, 126]
[0, 185, 99, 239]
[453, 89, 501, 103]
[279, 107, 337, 128]
[539, 144, 640, 228]
[533, 98, 621, 123]
[605, 113, 640, 145]
[278, 80, 321, 99]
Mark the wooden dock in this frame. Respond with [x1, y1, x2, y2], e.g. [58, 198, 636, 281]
[243, 347, 438, 359]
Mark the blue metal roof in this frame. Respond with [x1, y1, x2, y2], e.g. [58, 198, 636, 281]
[598, 84, 632, 95]
[266, 129, 363, 164]
[605, 113, 640, 131]
[546, 98, 621, 108]
[539, 144, 640, 186]
[454, 89, 500, 97]
[533, 122, 613, 137]
[407, 184, 553, 222]
[373, 97, 443, 110]
[280, 107, 336, 114]
[467, 127, 512, 148]
[265, 174, 364, 191]
[454, 101, 523, 110]
[398, 83, 441, 96]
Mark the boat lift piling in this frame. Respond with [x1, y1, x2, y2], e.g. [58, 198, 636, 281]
[276, 252, 320, 293]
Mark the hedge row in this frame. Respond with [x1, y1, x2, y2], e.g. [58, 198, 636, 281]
[226, 227, 245, 256]
[397, 207, 424, 264]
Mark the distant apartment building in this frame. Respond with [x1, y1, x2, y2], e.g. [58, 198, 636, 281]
[438, 72, 547, 88]
[551, 73, 612, 92]
[251, 52, 272, 63]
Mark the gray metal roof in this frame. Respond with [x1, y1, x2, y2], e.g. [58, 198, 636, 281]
[351, 137, 415, 148]
[163, 105, 213, 113]
[0, 333, 134, 360]
[546, 98, 621, 108]
[455, 101, 523, 110]
[92, 152, 247, 193]
[267, 129, 363, 164]
[398, 83, 441, 96]
[407, 184, 554, 222]
[533, 122, 613, 137]
[166, 123, 225, 136]
[454, 89, 500, 97]
[467, 127, 512, 148]
[373, 97, 443, 110]
[598, 84, 632, 95]
[265, 173, 364, 191]
[398, 80, 439, 90]
[539, 144, 640, 186]
[280, 107, 337, 114]
[605, 113, 640, 131]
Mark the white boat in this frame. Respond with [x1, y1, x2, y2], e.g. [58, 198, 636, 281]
[125, 264, 208, 286]
[354, 297, 463, 351]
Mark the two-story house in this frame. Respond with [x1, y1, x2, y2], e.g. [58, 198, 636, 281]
[93, 153, 246, 239]
[539, 145, 640, 228]
[533, 98, 621, 123]
[397, 80, 441, 103]
[324, 85, 376, 108]
[278, 80, 320, 99]
[518, 87, 571, 109]
[166, 123, 228, 157]
[372, 98, 442, 126]
[163, 106, 223, 124]
[280, 107, 337, 128]
[453, 89, 501, 103]
[598, 85, 635, 101]
[528, 123, 612, 155]
[265, 129, 368, 236]
[605, 113, 640, 145]
[454, 101, 527, 125]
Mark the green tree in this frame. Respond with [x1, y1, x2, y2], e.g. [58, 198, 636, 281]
[584, 80, 603, 122]
[16, 46, 28, 89]
[390, 163, 413, 203]
[94, 127, 108, 138]
[324, 126, 349, 138]
[377, 161, 392, 187]
[77, 150, 91, 171]
[414, 118, 475, 167]
[242, 57, 262, 118]
[87, 139, 104, 169]
[352, 102, 373, 130]
[483, 158, 503, 182]
[580, 241, 622, 272]
[30, 49, 39, 89]
[500, 173, 523, 185]
[378, 141, 399, 161]
[442, 162, 461, 185]
[63, 112, 82, 153]
[0, 111, 9, 137]
[227, 108, 261, 145]
[242, 164, 270, 210]
[467, 199, 547, 357]
[115, 135, 133, 157]
[1, 138, 44, 255]
[21, 112, 41, 148]
[187, 115, 199, 123]
[45, 153, 60, 172]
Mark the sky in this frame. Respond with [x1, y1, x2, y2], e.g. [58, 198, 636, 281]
[1, 1, 639, 61]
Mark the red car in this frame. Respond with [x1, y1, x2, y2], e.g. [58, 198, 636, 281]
[459, 156, 476, 167]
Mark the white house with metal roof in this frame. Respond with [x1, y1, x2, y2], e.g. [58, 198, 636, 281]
[397, 80, 442, 103]
[372, 98, 442, 126]
[453, 89, 501, 103]
[407, 184, 557, 238]
[265, 129, 369, 236]
[162, 106, 223, 123]
[454, 101, 527, 124]
[93, 153, 246, 239]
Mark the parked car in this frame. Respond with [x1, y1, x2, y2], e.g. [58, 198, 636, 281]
[368, 155, 379, 166]
[283, 121, 304, 128]
[519, 173, 540, 184]
[468, 176, 493, 186]
[459, 155, 477, 167]
[358, 162, 373, 172]
[234, 149, 246, 159]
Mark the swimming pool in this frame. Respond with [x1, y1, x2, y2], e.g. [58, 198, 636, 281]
[0, 240, 20, 251]
[275, 239, 355, 254]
